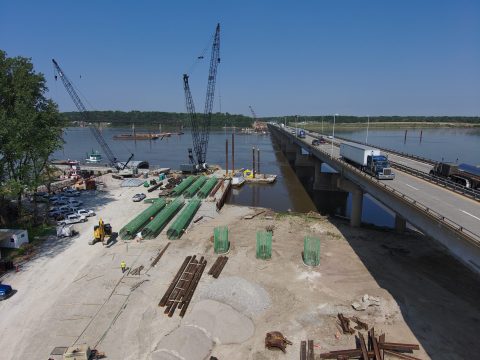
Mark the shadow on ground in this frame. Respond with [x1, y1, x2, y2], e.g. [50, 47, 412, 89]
[334, 219, 480, 360]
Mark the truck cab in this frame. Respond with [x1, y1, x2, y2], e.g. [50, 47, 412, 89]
[297, 129, 306, 138]
[366, 155, 395, 180]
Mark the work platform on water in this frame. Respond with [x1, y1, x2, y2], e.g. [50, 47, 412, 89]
[268, 123, 480, 274]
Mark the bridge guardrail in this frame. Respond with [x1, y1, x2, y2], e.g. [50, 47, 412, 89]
[304, 128, 480, 202]
[390, 162, 480, 202]
[270, 125, 480, 247]
[305, 129, 436, 165]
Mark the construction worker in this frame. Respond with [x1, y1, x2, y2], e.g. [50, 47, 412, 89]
[120, 260, 126, 273]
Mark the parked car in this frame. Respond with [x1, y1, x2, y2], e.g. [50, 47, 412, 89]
[311, 139, 320, 146]
[57, 213, 87, 225]
[132, 193, 146, 202]
[64, 189, 81, 197]
[77, 209, 95, 217]
[48, 209, 63, 218]
[52, 199, 69, 206]
[0, 284, 14, 300]
[67, 199, 83, 207]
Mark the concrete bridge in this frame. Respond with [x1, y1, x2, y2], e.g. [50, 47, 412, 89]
[269, 123, 480, 273]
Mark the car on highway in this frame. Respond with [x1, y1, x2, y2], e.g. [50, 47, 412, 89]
[132, 193, 146, 202]
[57, 213, 87, 225]
[77, 209, 95, 217]
[0, 284, 14, 300]
[311, 139, 320, 146]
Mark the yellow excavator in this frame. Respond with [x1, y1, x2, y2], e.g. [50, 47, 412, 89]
[89, 218, 113, 245]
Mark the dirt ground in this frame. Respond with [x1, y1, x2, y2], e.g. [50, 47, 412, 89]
[0, 175, 479, 360]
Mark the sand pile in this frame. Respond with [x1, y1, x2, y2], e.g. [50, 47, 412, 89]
[197, 276, 271, 318]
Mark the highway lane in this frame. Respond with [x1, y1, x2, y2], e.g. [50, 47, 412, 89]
[305, 129, 435, 173]
[284, 126, 480, 238]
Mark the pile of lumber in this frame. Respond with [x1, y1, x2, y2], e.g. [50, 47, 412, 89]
[320, 327, 420, 359]
[158, 255, 207, 317]
[208, 256, 228, 278]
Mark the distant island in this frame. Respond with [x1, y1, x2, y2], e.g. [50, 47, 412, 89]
[62, 111, 480, 129]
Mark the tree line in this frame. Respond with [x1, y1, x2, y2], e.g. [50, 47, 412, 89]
[0, 50, 65, 225]
[62, 111, 254, 128]
[62, 111, 480, 127]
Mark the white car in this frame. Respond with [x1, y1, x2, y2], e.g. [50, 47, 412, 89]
[77, 209, 95, 217]
[57, 214, 87, 225]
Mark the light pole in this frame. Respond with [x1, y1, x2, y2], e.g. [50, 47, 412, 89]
[321, 116, 324, 134]
[295, 115, 298, 135]
[365, 115, 370, 144]
[331, 113, 338, 158]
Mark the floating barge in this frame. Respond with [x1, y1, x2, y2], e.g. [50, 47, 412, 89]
[113, 134, 159, 140]
[244, 174, 277, 184]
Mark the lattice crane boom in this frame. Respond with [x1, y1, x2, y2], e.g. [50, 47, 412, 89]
[183, 23, 221, 166]
[52, 59, 133, 170]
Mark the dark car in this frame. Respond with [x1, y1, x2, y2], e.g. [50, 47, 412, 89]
[132, 193, 146, 202]
[311, 139, 320, 146]
[0, 284, 13, 300]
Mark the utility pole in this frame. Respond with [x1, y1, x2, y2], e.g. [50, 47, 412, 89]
[366, 115, 370, 144]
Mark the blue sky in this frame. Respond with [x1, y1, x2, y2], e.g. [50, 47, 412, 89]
[1, 1, 479, 116]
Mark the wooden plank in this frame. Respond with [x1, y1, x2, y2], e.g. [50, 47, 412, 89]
[213, 256, 228, 278]
[379, 343, 420, 351]
[151, 242, 170, 267]
[371, 330, 382, 360]
[165, 258, 198, 316]
[159, 256, 191, 306]
[179, 258, 207, 317]
[307, 340, 314, 360]
[383, 350, 422, 360]
[358, 333, 369, 360]
[208, 257, 222, 275]
[300, 340, 306, 360]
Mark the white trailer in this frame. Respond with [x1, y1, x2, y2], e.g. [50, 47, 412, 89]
[340, 142, 380, 166]
[340, 141, 395, 180]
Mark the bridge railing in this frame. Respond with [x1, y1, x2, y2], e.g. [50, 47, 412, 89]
[305, 129, 436, 165]
[390, 162, 480, 202]
[304, 128, 480, 202]
[270, 125, 480, 247]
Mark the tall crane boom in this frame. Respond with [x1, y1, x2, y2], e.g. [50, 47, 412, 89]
[52, 59, 133, 170]
[249, 106, 257, 121]
[183, 23, 221, 167]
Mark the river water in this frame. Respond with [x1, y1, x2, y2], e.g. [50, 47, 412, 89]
[54, 126, 479, 227]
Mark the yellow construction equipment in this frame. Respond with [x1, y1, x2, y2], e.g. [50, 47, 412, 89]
[89, 218, 113, 245]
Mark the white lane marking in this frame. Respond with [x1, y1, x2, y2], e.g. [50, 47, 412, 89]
[461, 210, 480, 221]
[403, 183, 419, 191]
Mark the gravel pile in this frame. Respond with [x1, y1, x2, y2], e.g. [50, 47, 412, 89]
[198, 276, 271, 318]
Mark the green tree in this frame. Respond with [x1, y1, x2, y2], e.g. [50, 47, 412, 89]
[0, 50, 65, 224]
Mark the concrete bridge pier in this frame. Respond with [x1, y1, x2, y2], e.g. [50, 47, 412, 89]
[337, 177, 364, 227]
[285, 142, 297, 164]
[395, 214, 407, 234]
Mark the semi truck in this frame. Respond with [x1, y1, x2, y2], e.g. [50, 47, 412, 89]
[340, 142, 395, 180]
[297, 129, 306, 138]
[429, 162, 480, 189]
